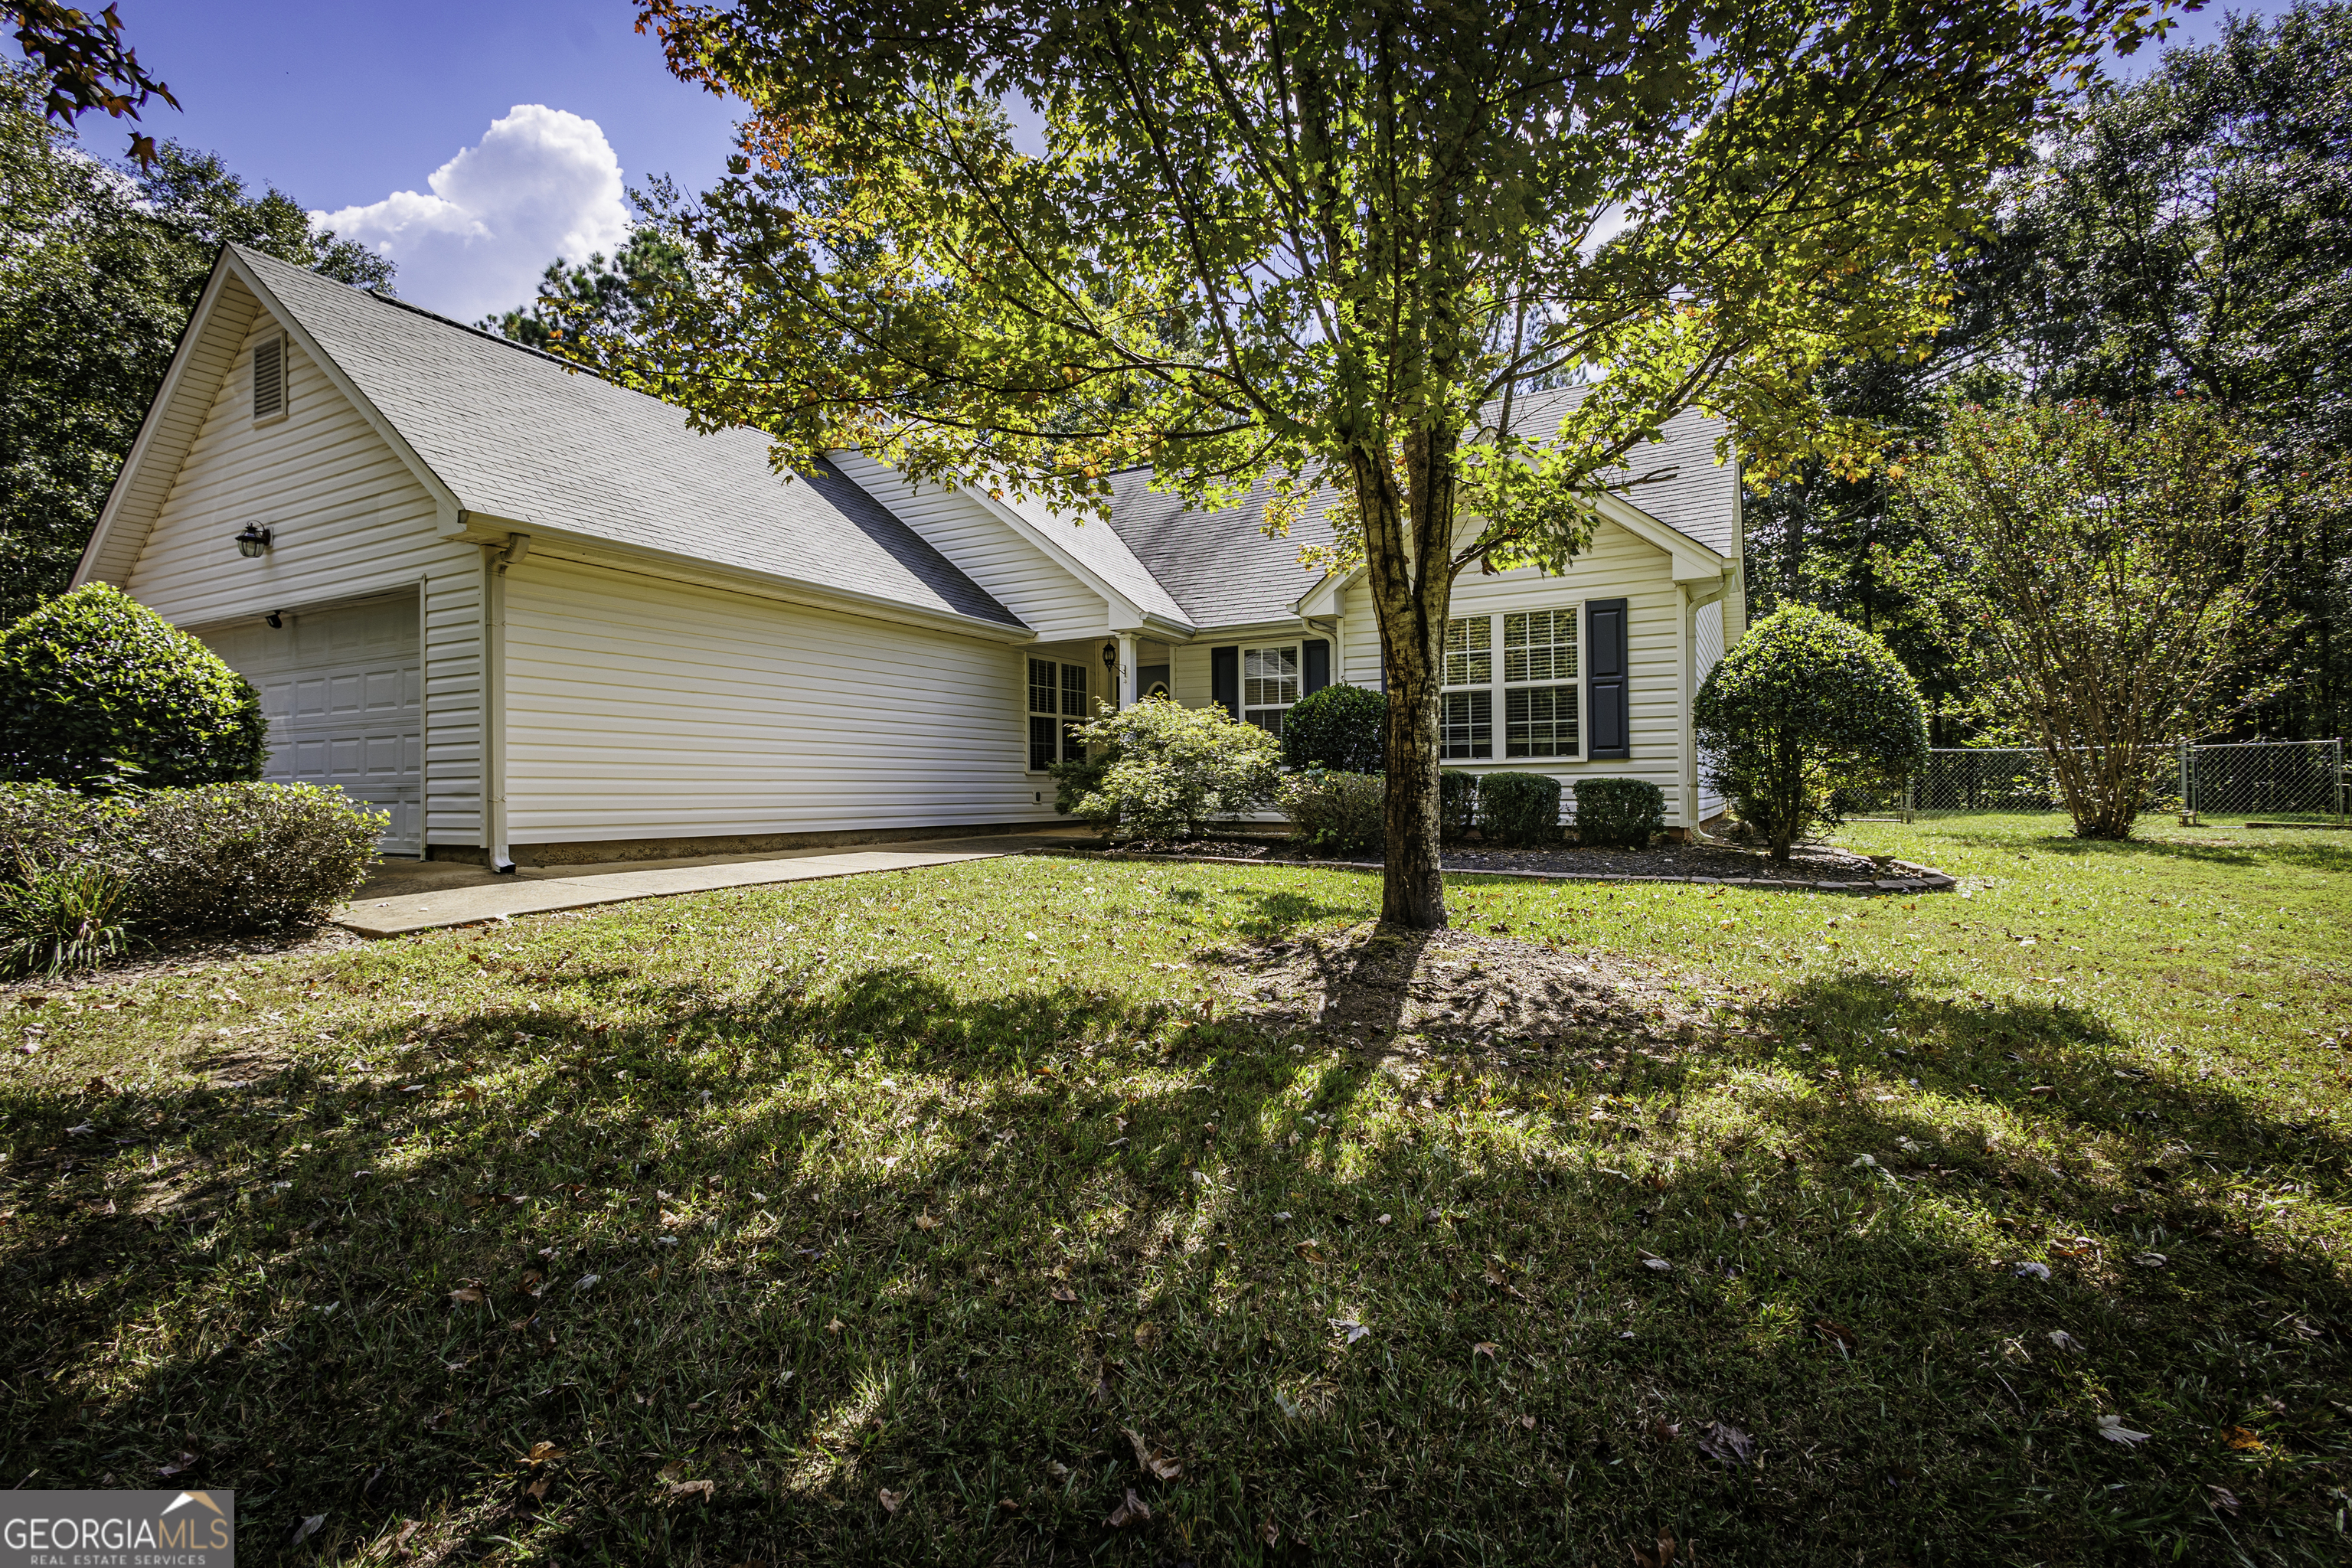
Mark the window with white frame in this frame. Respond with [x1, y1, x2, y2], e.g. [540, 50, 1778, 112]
[1503, 608, 1579, 757]
[1027, 657, 1090, 769]
[1439, 616, 1492, 760]
[1242, 644, 1301, 736]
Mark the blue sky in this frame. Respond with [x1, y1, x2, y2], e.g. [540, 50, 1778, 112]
[112, 1, 2298, 325]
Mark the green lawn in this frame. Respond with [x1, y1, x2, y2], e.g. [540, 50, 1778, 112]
[3, 816, 2347, 1565]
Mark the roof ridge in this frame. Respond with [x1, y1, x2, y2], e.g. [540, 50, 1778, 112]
[225, 241, 596, 377]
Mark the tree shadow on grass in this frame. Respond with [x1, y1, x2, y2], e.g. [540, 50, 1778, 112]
[1931, 825, 2352, 875]
[9, 938, 2352, 1566]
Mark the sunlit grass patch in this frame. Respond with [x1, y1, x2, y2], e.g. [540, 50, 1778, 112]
[2, 826, 2347, 1564]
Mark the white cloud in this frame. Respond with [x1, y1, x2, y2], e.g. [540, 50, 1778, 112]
[312, 105, 630, 323]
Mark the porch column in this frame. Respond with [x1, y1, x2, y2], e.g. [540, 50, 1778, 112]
[1117, 631, 1139, 708]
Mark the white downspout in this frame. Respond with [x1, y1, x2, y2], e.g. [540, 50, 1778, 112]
[484, 532, 530, 874]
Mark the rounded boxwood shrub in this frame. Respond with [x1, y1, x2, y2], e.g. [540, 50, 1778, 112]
[1694, 603, 1928, 862]
[1280, 684, 1384, 774]
[1573, 777, 1666, 848]
[0, 583, 268, 792]
[1052, 697, 1279, 840]
[1276, 768, 1383, 854]
[1478, 772, 1563, 846]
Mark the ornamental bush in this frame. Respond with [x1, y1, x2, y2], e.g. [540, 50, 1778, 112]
[1573, 777, 1666, 848]
[0, 583, 268, 792]
[1478, 772, 1563, 846]
[0, 779, 381, 953]
[1694, 604, 1928, 862]
[1053, 697, 1280, 840]
[1276, 769, 1383, 854]
[1439, 769, 1480, 843]
[1279, 684, 1384, 774]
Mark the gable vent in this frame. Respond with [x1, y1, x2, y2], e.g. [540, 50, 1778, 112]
[252, 335, 285, 420]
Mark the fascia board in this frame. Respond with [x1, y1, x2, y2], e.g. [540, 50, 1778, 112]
[74, 258, 247, 587]
[961, 485, 1187, 634]
[446, 512, 1037, 645]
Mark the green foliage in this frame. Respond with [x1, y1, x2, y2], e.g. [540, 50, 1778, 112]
[483, 220, 693, 353]
[0, 583, 266, 790]
[0, 859, 127, 975]
[1279, 684, 1384, 775]
[0, 778, 381, 937]
[1476, 772, 1563, 847]
[1275, 768, 1383, 854]
[0, 65, 391, 622]
[1439, 769, 1481, 844]
[1893, 398, 2292, 841]
[1573, 777, 1667, 849]
[1696, 603, 1929, 861]
[1056, 698, 1279, 841]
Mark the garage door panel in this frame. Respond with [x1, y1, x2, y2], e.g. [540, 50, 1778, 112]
[204, 593, 423, 855]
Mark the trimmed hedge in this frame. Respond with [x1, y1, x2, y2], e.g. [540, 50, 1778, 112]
[1276, 769, 1383, 854]
[1439, 769, 1480, 843]
[0, 583, 267, 792]
[1279, 684, 1384, 774]
[1573, 777, 1666, 848]
[0, 780, 383, 960]
[1478, 772, 1562, 846]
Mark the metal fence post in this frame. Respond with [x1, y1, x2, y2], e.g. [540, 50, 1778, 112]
[2177, 740, 2193, 825]
[1903, 776, 1915, 825]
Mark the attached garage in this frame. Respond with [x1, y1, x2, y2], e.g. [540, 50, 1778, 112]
[201, 591, 423, 854]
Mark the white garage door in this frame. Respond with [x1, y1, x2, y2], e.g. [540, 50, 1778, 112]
[204, 593, 423, 854]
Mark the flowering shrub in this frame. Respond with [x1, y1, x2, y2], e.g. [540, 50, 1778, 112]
[1053, 697, 1279, 840]
[1694, 605, 1927, 862]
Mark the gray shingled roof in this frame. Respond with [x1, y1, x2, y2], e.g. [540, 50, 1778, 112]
[235, 247, 1023, 629]
[1100, 387, 1738, 629]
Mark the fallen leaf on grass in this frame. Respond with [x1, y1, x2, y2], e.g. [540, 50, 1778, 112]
[291, 1513, 326, 1546]
[2132, 1252, 2168, 1268]
[1519, 1415, 1537, 1429]
[1472, 1341, 1499, 1360]
[1261, 1516, 1280, 1546]
[2097, 1415, 2153, 1446]
[526, 1475, 551, 1500]
[572, 1274, 600, 1293]
[157, 1451, 198, 1478]
[1295, 1241, 1329, 1263]
[1049, 1285, 1079, 1304]
[1639, 1252, 1673, 1273]
[1812, 1319, 1857, 1353]
[1697, 1421, 1755, 1464]
[913, 1213, 939, 1232]
[1630, 1527, 1678, 1568]
[2047, 1330, 2083, 1353]
[1107, 1488, 1152, 1527]
[2207, 1484, 2241, 1514]
[447, 1282, 486, 1305]
[2222, 1426, 2265, 1452]
[877, 1488, 905, 1515]
[1330, 1315, 1370, 1345]
[2013, 1261, 2051, 1282]
[1124, 1426, 1181, 1480]
[666, 1478, 716, 1501]
[394, 1519, 421, 1553]
[526, 1441, 564, 1465]
[825, 1318, 845, 1335]
[1648, 1417, 1681, 1441]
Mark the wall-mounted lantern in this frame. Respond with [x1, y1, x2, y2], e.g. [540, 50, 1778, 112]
[235, 522, 273, 558]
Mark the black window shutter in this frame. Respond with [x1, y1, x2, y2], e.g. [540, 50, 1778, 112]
[1586, 598, 1630, 759]
[1210, 646, 1240, 719]
[1302, 639, 1331, 694]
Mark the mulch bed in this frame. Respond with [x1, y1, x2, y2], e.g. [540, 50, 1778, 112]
[1208, 920, 1722, 1063]
[1048, 835, 1952, 892]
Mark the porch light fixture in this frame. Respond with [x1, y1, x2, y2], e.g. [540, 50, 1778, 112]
[1101, 640, 1119, 676]
[265, 612, 283, 629]
[235, 522, 273, 557]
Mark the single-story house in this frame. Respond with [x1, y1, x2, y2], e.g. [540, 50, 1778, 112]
[74, 244, 1746, 866]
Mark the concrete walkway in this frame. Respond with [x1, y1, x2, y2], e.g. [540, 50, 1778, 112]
[333, 830, 1088, 937]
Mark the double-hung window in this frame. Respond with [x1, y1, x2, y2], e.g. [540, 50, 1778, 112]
[1440, 606, 1583, 762]
[1241, 644, 1301, 736]
[1503, 609, 1579, 757]
[1439, 616, 1493, 760]
[1027, 658, 1090, 769]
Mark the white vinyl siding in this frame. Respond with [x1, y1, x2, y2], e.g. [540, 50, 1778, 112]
[1336, 515, 1694, 822]
[111, 302, 484, 845]
[499, 558, 1053, 842]
[828, 451, 1112, 642]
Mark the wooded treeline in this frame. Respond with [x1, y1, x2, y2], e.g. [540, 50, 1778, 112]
[1745, 1, 2352, 744]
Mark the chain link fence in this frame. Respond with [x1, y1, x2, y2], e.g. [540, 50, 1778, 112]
[1849, 739, 2347, 826]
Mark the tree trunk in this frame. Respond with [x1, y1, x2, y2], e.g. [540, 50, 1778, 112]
[1381, 641, 1446, 927]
